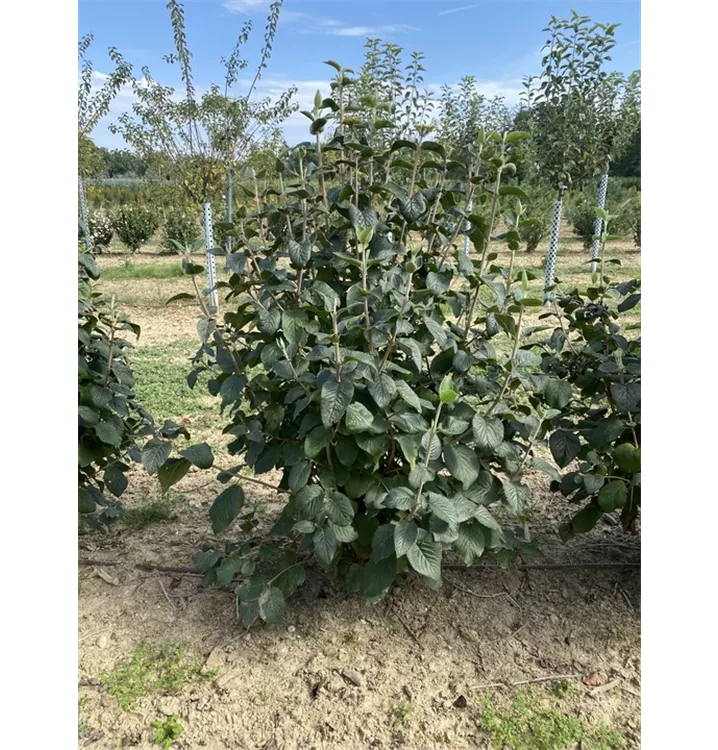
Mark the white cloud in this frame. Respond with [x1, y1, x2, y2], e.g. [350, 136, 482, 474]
[223, 1, 418, 37]
[438, 4, 479, 16]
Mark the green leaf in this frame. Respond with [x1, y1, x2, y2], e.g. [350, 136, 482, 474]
[571, 506, 601, 534]
[179, 442, 214, 469]
[95, 420, 122, 448]
[368, 374, 397, 409]
[549, 430, 581, 468]
[474, 505, 502, 532]
[544, 379, 572, 409]
[296, 484, 324, 519]
[395, 380, 422, 412]
[321, 375, 355, 428]
[288, 460, 312, 492]
[618, 293, 641, 312]
[325, 490, 354, 526]
[443, 444, 480, 490]
[195, 549, 220, 573]
[345, 402, 374, 433]
[501, 480, 528, 513]
[472, 414, 504, 451]
[427, 492, 458, 524]
[385, 486, 415, 510]
[314, 525, 338, 565]
[406, 529, 442, 581]
[288, 240, 311, 268]
[273, 565, 306, 598]
[360, 555, 397, 601]
[216, 557, 242, 584]
[394, 519, 418, 557]
[103, 464, 128, 498]
[598, 480, 628, 512]
[209, 485, 245, 534]
[499, 185, 530, 200]
[609, 383, 640, 413]
[439, 374, 458, 404]
[157, 458, 191, 492]
[371, 524, 396, 562]
[141, 439, 172, 474]
[257, 307, 281, 335]
[239, 599, 260, 628]
[282, 309, 308, 345]
[304, 426, 332, 458]
[259, 587, 285, 624]
[455, 522, 485, 565]
[613, 443, 641, 473]
[335, 435, 359, 467]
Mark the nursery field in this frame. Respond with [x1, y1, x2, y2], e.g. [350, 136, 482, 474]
[78, 225, 641, 750]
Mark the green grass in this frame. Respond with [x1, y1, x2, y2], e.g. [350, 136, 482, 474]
[475, 687, 626, 750]
[101, 261, 185, 281]
[152, 714, 184, 749]
[131, 341, 213, 421]
[99, 644, 214, 711]
[123, 498, 177, 529]
[390, 702, 414, 726]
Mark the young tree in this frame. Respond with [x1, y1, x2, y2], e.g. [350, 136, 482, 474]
[524, 11, 620, 296]
[77, 34, 132, 249]
[111, 0, 295, 311]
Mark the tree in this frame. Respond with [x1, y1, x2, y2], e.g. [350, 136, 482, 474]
[523, 11, 621, 295]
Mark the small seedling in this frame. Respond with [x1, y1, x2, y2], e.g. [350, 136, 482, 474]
[152, 714, 184, 749]
[391, 702, 414, 726]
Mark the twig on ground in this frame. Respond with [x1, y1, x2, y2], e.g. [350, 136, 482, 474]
[79, 559, 121, 566]
[157, 575, 176, 611]
[135, 563, 203, 575]
[392, 605, 424, 650]
[448, 577, 520, 608]
[78, 629, 109, 643]
[472, 673, 582, 690]
[590, 678, 621, 696]
[92, 567, 120, 586]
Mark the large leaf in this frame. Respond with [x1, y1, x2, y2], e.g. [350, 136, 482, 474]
[427, 492, 458, 524]
[406, 529, 442, 581]
[597, 480, 628, 512]
[314, 525, 338, 565]
[443, 444, 480, 490]
[368, 374, 397, 409]
[394, 519, 418, 557]
[324, 490, 354, 526]
[259, 587, 285, 625]
[209, 485, 244, 534]
[321, 375, 354, 428]
[141, 439, 172, 474]
[157, 458, 191, 492]
[549, 430, 581, 468]
[544, 379, 572, 409]
[472, 414, 504, 451]
[345, 402, 374, 433]
[371, 524, 396, 562]
[179, 442, 214, 469]
[454, 522, 485, 565]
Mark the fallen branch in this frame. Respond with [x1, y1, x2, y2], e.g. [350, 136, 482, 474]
[78, 559, 121, 567]
[445, 561, 639, 572]
[472, 673, 582, 690]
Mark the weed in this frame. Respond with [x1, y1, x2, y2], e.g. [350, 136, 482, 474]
[475, 687, 626, 750]
[99, 644, 213, 710]
[551, 679, 575, 699]
[123, 498, 175, 529]
[391, 702, 414, 726]
[152, 714, 184, 749]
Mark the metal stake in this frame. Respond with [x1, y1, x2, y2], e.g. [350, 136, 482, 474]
[202, 202, 219, 314]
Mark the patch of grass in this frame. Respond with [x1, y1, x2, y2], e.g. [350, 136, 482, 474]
[551, 679, 575, 698]
[101, 261, 186, 281]
[152, 714, 184, 749]
[123, 498, 176, 529]
[391, 702, 414, 726]
[131, 341, 212, 422]
[99, 644, 214, 710]
[475, 687, 626, 750]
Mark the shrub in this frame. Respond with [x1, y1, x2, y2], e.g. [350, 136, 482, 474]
[516, 188, 554, 252]
[566, 195, 599, 250]
[87, 211, 114, 251]
[161, 207, 200, 254]
[112, 205, 159, 252]
[166, 127, 576, 627]
[78, 250, 200, 528]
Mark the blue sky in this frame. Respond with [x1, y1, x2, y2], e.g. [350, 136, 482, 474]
[79, 0, 641, 149]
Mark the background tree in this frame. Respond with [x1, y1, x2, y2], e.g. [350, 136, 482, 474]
[78, 33, 132, 248]
[524, 11, 620, 296]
